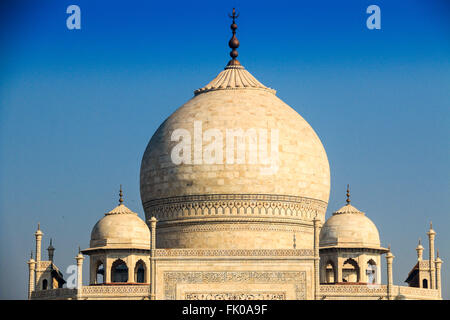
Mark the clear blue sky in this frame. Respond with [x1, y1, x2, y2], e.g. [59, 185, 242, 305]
[0, 0, 449, 299]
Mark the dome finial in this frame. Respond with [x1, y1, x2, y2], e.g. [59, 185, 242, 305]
[227, 8, 240, 66]
[119, 185, 124, 205]
[346, 184, 350, 205]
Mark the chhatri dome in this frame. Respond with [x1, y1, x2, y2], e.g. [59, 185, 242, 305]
[319, 186, 382, 249]
[90, 186, 150, 250]
[140, 9, 330, 249]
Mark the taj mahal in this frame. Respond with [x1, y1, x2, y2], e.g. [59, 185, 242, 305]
[27, 9, 443, 300]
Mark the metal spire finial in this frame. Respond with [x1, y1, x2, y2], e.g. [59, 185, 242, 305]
[78, 246, 81, 254]
[50, 238, 53, 246]
[437, 248, 440, 258]
[119, 185, 124, 205]
[418, 238, 421, 245]
[30, 251, 33, 259]
[346, 184, 350, 205]
[430, 221, 433, 229]
[227, 8, 240, 65]
[38, 222, 40, 231]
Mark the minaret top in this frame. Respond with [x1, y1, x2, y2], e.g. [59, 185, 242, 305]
[427, 221, 436, 235]
[416, 238, 424, 250]
[227, 8, 240, 66]
[35, 222, 43, 236]
[48, 238, 55, 250]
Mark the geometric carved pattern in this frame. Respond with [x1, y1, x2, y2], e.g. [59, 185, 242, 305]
[155, 249, 314, 257]
[163, 271, 306, 300]
[81, 285, 150, 296]
[157, 222, 312, 235]
[144, 194, 327, 223]
[185, 292, 286, 300]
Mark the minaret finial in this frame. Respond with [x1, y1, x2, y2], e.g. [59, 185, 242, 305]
[418, 238, 421, 245]
[346, 184, 350, 205]
[430, 221, 433, 229]
[38, 222, 40, 231]
[227, 8, 240, 66]
[78, 246, 81, 254]
[30, 250, 33, 259]
[119, 185, 124, 205]
[50, 238, 53, 246]
[437, 248, 440, 258]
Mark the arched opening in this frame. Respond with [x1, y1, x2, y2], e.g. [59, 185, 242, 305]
[42, 279, 48, 290]
[342, 258, 360, 283]
[111, 259, 128, 283]
[423, 279, 428, 288]
[366, 259, 377, 284]
[324, 261, 335, 283]
[134, 260, 146, 283]
[96, 262, 104, 284]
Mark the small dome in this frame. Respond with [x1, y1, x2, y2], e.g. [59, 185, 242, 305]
[90, 203, 150, 250]
[319, 203, 381, 249]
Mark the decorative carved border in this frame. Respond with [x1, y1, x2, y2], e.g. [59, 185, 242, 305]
[143, 194, 327, 223]
[81, 285, 150, 296]
[155, 249, 313, 257]
[185, 292, 286, 300]
[163, 271, 306, 300]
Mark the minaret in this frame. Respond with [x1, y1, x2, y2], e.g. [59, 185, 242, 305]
[416, 238, 424, 261]
[47, 238, 55, 262]
[27, 251, 36, 300]
[427, 221, 436, 289]
[34, 223, 43, 262]
[75, 247, 84, 299]
[435, 249, 443, 299]
[313, 215, 321, 300]
[385, 245, 395, 300]
[149, 216, 157, 300]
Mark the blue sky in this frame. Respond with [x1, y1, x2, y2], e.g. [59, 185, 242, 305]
[0, 0, 449, 299]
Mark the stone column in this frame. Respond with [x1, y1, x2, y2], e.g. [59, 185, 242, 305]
[336, 257, 343, 283]
[27, 254, 36, 300]
[386, 249, 395, 300]
[149, 217, 157, 299]
[128, 256, 134, 283]
[75, 251, 84, 299]
[427, 222, 436, 289]
[104, 256, 111, 284]
[435, 250, 443, 299]
[35, 223, 43, 262]
[313, 217, 320, 300]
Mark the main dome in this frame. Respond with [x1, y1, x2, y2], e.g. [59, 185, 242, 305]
[139, 61, 330, 249]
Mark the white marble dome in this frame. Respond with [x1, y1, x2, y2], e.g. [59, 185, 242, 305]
[90, 203, 150, 250]
[319, 203, 381, 249]
[139, 61, 330, 249]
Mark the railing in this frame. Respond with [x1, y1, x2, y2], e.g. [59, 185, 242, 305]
[31, 288, 77, 300]
[320, 284, 440, 300]
[81, 285, 150, 298]
[320, 284, 387, 298]
[394, 286, 440, 299]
